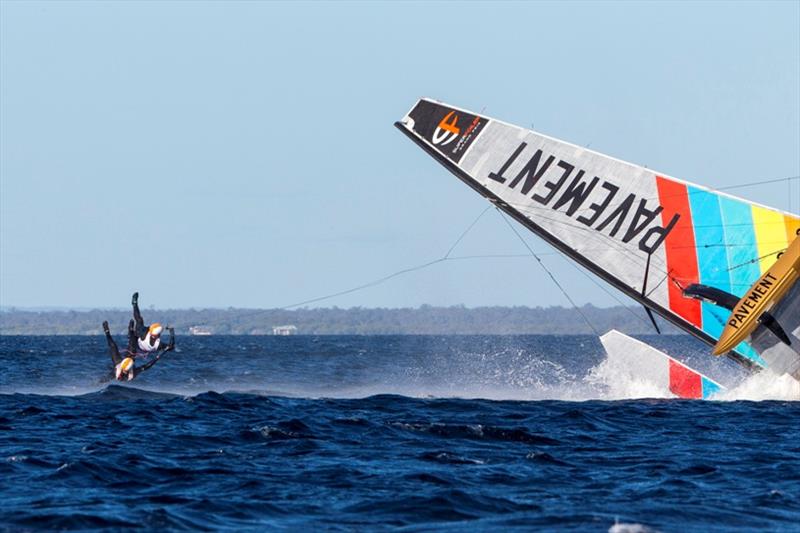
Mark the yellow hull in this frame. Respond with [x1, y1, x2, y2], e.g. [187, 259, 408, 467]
[714, 236, 800, 355]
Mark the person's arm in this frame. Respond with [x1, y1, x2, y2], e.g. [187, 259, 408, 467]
[138, 354, 162, 373]
[139, 328, 174, 373]
[160, 327, 176, 353]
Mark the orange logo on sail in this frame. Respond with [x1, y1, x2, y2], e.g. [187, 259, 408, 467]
[432, 111, 461, 146]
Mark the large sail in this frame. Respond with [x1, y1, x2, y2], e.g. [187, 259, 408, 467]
[396, 98, 800, 370]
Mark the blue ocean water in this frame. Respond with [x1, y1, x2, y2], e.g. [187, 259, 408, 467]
[1, 335, 798, 531]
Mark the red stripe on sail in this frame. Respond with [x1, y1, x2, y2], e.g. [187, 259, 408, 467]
[668, 360, 702, 399]
[655, 176, 702, 328]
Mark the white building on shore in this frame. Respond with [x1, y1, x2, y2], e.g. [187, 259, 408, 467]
[272, 325, 297, 336]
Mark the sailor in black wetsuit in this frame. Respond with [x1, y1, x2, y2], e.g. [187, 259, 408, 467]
[103, 319, 174, 381]
[131, 292, 168, 355]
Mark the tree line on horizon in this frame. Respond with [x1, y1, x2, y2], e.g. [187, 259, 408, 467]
[0, 305, 681, 336]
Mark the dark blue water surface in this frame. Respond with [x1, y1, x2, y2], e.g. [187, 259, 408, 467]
[1, 335, 798, 531]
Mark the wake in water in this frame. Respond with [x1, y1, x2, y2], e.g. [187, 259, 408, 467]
[585, 356, 674, 400]
[32, 356, 798, 403]
[715, 371, 800, 401]
[586, 350, 799, 401]
[1, 335, 796, 401]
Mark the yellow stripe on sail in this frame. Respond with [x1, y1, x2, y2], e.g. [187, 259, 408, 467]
[785, 215, 800, 245]
[752, 206, 789, 273]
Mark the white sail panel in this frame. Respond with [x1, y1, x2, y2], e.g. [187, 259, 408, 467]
[397, 98, 800, 370]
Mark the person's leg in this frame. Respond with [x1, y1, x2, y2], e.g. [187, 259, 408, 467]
[132, 292, 146, 337]
[103, 321, 122, 365]
[126, 319, 138, 357]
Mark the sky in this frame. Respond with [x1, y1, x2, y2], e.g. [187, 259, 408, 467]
[1, 1, 798, 310]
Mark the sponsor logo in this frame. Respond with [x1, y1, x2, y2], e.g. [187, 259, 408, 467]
[407, 100, 488, 164]
[432, 111, 461, 146]
[727, 273, 777, 330]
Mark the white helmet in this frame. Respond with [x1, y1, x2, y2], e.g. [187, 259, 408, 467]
[115, 357, 134, 381]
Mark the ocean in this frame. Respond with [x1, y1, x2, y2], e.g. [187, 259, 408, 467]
[1, 335, 798, 531]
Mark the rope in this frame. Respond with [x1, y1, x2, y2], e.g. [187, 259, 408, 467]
[540, 243, 656, 330]
[717, 175, 800, 191]
[280, 207, 492, 310]
[281, 258, 446, 309]
[727, 248, 787, 271]
[233, 172, 798, 319]
[496, 209, 600, 336]
[493, 175, 800, 222]
[444, 206, 492, 258]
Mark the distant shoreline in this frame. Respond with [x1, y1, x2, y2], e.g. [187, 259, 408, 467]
[0, 305, 681, 336]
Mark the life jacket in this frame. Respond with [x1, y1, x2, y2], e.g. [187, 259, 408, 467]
[138, 332, 161, 353]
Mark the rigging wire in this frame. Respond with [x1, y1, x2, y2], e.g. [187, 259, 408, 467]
[508, 228, 657, 330]
[235, 173, 797, 319]
[491, 174, 800, 227]
[280, 258, 447, 309]
[727, 248, 786, 271]
[281, 172, 799, 312]
[717, 175, 800, 191]
[444, 206, 493, 258]
[495, 209, 601, 336]
[280, 206, 493, 310]
[483, 174, 797, 284]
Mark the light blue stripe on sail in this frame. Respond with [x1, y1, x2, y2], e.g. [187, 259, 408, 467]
[718, 197, 761, 296]
[734, 341, 765, 367]
[701, 305, 730, 341]
[716, 196, 766, 367]
[688, 187, 731, 340]
[701, 377, 723, 399]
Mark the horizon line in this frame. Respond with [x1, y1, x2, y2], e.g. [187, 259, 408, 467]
[0, 303, 636, 312]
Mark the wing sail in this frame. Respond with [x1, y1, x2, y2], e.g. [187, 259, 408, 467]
[396, 98, 799, 370]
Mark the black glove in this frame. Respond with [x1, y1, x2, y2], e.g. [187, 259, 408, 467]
[132, 292, 139, 306]
[102, 321, 110, 334]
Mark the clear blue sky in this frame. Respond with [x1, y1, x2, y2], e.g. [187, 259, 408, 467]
[1, 1, 798, 309]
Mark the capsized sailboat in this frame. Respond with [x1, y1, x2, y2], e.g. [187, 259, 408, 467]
[395, 98, 800, 396]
